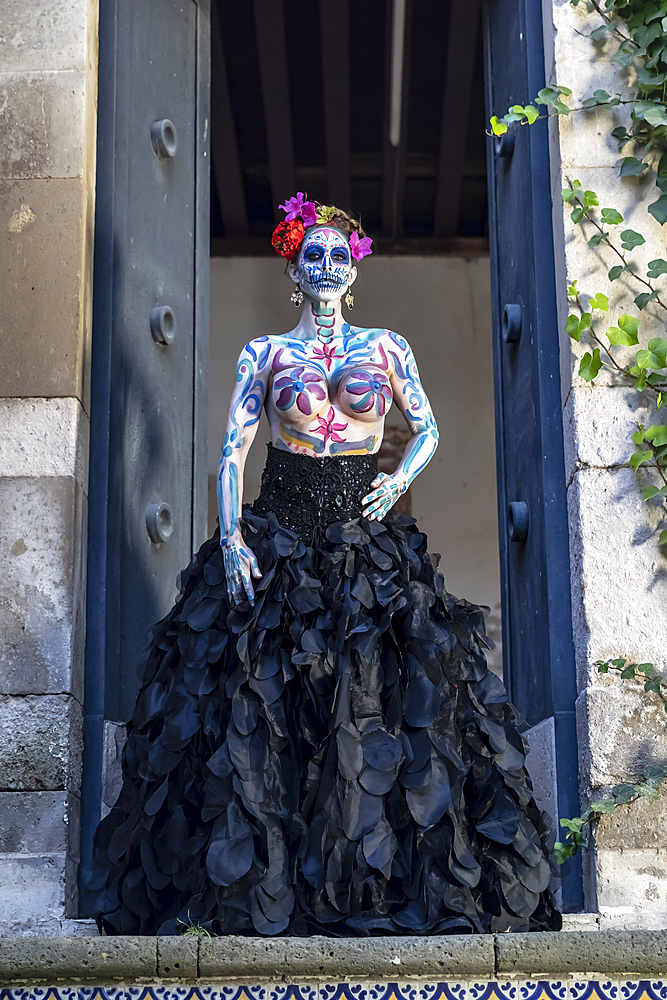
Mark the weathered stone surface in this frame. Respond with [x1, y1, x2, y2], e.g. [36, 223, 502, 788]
[0, 179, 90, 400]
[0, 856, 65, 921]
[599, 906, 667, 930]
[0, 694, 82, 791]
[199, 934, 495, 981]
[596, 784, 667, 850]
[525, 716, 558, 825]
[157, 936, 198, 981]
[0, 1, 89, 74]
[0, 399, 89, 488]
[595, 847, 667, 917]
[563, 385, 657, 481]
[0, 72, 86, 180]
[0, 792, 68, 853]
[576, 685, 667, 790]
[0, 477, 87, 699]
[567, 467, 667, 689]
[0, 936, 157, 985]
[496, 929, 667, 975]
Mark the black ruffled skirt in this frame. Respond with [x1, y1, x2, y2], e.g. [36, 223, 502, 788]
[87, 445, 561, 935]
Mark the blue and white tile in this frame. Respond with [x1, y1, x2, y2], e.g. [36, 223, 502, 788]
[569, 981, 620, 1000]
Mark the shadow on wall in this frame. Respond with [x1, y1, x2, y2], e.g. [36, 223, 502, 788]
[207, 254, 502, 676]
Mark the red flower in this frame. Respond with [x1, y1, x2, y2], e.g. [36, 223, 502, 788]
[271, 218, 305, 259]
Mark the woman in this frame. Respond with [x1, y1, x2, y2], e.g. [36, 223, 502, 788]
[88, 196, 561, 936]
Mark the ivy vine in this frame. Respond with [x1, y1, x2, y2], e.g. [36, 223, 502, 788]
[491, 0, 667, 550]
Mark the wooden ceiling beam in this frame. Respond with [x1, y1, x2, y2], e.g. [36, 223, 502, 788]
[320, 0, 351, 209]
[433, 0, 482, 238]
[210, 1, 249, 237]
[381, 0, 412, 239]
[253, 0, 295, 218]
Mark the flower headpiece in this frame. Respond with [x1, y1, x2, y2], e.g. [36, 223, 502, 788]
[271, 192, 373, 261]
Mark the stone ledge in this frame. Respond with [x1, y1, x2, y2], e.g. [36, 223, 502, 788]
[1, 931, 667, 986]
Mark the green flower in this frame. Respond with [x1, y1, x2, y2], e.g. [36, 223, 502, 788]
[316, 205, 337, 224]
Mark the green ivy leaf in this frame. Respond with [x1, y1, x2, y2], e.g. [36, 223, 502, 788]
[647, 258, 667, 278]
[568, 279, 578, 295]
[562, 188, 576, 202]
[648, 337, 667, 365]
[593, 89, 611, 103]
[582, 97, 599, 109]
[656, 154, 667, 195]
[555, 101, 571, 115]
[571, 207, 585, 224]
[609, 264, 626, 281]
[601, 207, 624, 224]
[565, 314, 582, 340]
[643, 485, 662, 500]
[635, 290, 659, 310]
[579, 349, 602, 382]
[620, 229, 646, 250]
[589, 799, 616, 814]
[612, 783, 636, 805]
[583, 189, 599, 208]
[645, 424, 667, 445]
[644, 104, 667, 127]
[648, 195, 667, 225]
[632, 428, 646, 445]
[524, 105, 539, 124]
[637, 350, 663, 369]
[536, 87, 558, 106]
[588, 233, 605, 247]
[620, 156, 649, 176]
[607, 325, 638, 346]
[659, 529, 667, 546]
[558, 86, 573, 97]
[630, 448, 654, 469]
[590, 293, 609, 311]
[490, 116, 508, 136]
[620, 664, 637, 678]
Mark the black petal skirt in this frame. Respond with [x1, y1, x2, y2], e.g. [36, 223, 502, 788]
[87, 446, 561, 936]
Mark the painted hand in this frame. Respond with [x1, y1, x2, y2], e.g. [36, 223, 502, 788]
[221, 536, 262, 605]
[361, 472, 406, 521]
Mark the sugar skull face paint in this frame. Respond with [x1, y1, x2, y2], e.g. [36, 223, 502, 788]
[291, 226, 356, 301]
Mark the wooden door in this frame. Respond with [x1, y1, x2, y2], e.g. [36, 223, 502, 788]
[484, 0, 583, 910]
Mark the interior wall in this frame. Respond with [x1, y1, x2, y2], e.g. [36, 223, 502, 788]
[208, 255, 501, 667]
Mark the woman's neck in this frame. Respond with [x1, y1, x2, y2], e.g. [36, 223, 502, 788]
[291, 296, 347, 344]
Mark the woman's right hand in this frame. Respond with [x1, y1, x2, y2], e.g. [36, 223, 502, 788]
[221, 533, 262, 605]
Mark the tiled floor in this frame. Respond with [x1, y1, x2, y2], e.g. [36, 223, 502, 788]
[4, 984, 667, 1000]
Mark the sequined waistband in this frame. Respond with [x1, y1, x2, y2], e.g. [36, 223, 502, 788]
[248, 444, 378, 538]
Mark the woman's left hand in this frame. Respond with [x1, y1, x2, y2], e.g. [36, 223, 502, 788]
[361, 472, 406, 521]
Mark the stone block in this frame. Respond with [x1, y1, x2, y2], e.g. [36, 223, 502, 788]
[599, 905, 667, 930]
[595, 847, 667, 919]
[0, 855, 65, 922]
[0, 1, 89, 74]
[157, 936, 199, 981]
[0, 694, 82, 791]
[596, 783, 667, 850]
[563, 385, 656, 481]
[0, 936, 157, 986]
[495, 928, 667, 975]
[0, 398, 88, 489]
[567, 467, 667, 687]
[198, 934, 495, 981]
[0, 477, 87, 699]
[576, 685, 667, 789]
[0, 71, 86, 180]
[525, 716, 558, 825]
[0, 179, 90, 401]
[0, 791, 69, 854]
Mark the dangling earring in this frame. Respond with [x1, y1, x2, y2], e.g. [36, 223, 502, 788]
[344, 289, 354, 310]
[290, 286, 304, 307]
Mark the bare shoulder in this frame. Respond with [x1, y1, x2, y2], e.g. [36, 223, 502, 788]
[238, 336, 276, 370]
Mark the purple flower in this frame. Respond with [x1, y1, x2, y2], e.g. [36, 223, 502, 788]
[278, 192, 318, 227]
[349, 232, 373, 261]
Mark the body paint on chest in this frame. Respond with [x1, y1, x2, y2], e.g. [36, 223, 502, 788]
[278, 421, 376, 456]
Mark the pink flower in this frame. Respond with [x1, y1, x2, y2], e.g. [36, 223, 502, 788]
[349, 232, 373, 261]
[314, 407, 348, 445]
[278, 192, 318, 227]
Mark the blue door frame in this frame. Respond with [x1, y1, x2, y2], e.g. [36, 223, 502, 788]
[484, 0, 583, 909]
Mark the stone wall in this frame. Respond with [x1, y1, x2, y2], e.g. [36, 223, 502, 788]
[546, 0, 667, 927]
[0, 1, 98, 933]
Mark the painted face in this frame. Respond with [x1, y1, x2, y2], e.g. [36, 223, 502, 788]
[296, 227, 354, 300]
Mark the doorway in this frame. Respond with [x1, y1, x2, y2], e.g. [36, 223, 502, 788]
[82, 0, 583, 914]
